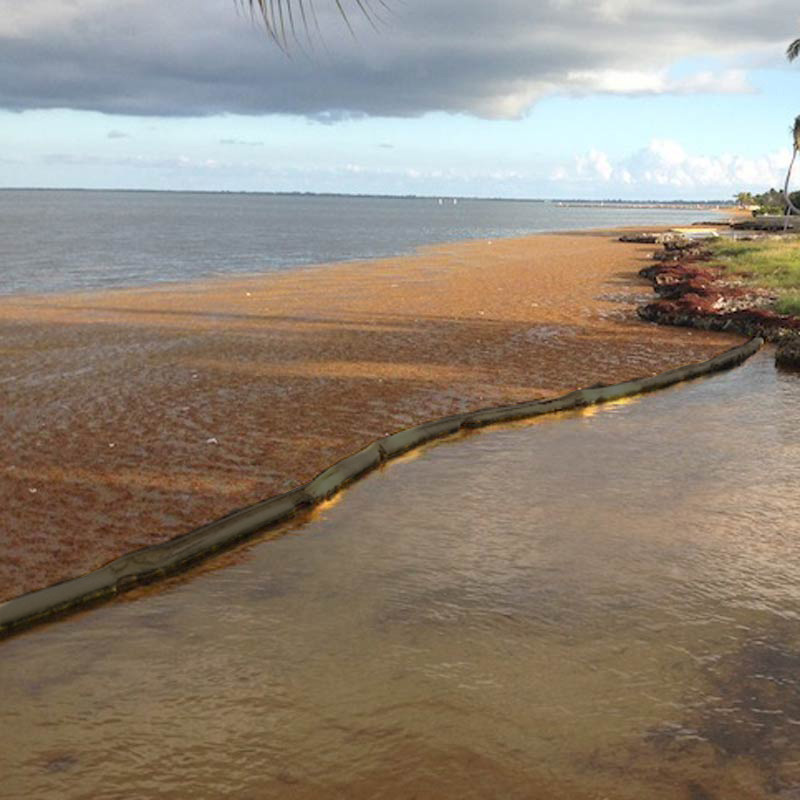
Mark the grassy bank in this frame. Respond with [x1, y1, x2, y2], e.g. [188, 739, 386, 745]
[708, 238, 800, 315]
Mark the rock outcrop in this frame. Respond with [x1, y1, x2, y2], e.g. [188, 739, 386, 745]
[775, 337, 800, 369]
[635, 237, 800, 367]
[619, 232, 688, 244]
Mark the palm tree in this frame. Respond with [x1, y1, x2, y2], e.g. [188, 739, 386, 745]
[784, 44, 800, 222]
[783, 116, 800, 224]
[241, 0, 388, 49]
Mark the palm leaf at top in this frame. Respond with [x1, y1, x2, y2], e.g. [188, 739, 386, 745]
[241, 0, 387, 49]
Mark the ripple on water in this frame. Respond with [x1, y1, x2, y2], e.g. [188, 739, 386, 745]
[2, 350, 800, 799]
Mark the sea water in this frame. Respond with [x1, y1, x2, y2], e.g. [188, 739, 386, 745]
[3, 350, 799, 799]
[0, 189, 723, 295]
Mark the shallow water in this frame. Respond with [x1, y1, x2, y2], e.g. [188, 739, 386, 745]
[3, 350, 800, 799]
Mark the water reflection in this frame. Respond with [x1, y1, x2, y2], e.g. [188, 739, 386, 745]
[3, 350, 800, 799]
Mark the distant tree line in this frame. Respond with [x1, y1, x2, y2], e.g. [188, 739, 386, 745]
[734, 189, 800, 215]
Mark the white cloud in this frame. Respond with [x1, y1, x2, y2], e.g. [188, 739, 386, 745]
[676, 69, 753, 94]
[566, 68, 753, 96]
[554, 139, 794, 193]
[42, 152, 233, 171]
[568, 69, 667, 94]
[576, 149, 614, 181]
[648, 139, 686, 167]
[219, 138, 264, 146]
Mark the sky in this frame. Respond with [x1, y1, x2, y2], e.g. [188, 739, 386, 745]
[2, 0, 800, 200]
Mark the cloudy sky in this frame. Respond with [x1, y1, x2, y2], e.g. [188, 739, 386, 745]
[2, 0, 800, 198]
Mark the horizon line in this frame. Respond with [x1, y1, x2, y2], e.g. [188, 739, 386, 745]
[0, 187, 732, 205]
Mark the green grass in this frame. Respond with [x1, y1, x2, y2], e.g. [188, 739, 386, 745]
[707, 238, 800, 317]
[774, 292, 800, 316]
[708, 238, 800, 291]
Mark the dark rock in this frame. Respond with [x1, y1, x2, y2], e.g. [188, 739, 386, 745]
[638, 264, 718, 284]
[619, 232, 662, 243]
[732, 216, 800, 232]
[638, 300, 800, 342]
[636, 249, 798, 345]
[619, 232, 688, 244]
[687, 782, 716, 800]
[652, 248, 685, 261]
[638, 264, 667, 280]
[775, 336, 800, 369]
[653, 244, 711, 262]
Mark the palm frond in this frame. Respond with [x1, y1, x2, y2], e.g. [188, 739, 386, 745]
[240, 0, 382, 49]
[788, 38, 800, 61]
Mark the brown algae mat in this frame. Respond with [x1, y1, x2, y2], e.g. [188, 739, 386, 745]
[0, 230, 740, 601]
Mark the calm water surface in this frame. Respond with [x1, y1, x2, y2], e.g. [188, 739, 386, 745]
[3, 350, 800, 799]
[0, 190, 724, 295]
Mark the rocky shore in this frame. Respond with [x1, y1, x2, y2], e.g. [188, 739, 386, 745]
[630, 232, 800, 367]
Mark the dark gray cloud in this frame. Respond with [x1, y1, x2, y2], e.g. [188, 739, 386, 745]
[0, 0, 794, 119]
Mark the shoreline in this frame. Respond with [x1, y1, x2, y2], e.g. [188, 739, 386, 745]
[1, 336, 762, 636]
[0, 190, 734, 298]
[0, 227, 743, 602]
[0, 225, 704, 299]
[0, 223, 735, 304]
[635, 234, 800, 361]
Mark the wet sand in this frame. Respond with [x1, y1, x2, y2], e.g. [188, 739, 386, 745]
[0, 229, 740, 601]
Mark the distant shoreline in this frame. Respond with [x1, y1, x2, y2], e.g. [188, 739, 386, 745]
[0, 185, 732, 207]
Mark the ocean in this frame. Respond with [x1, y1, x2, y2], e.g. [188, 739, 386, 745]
[0, 189, 724, 295]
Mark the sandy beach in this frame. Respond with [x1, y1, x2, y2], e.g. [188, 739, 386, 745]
[0, 229, 741, 601]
